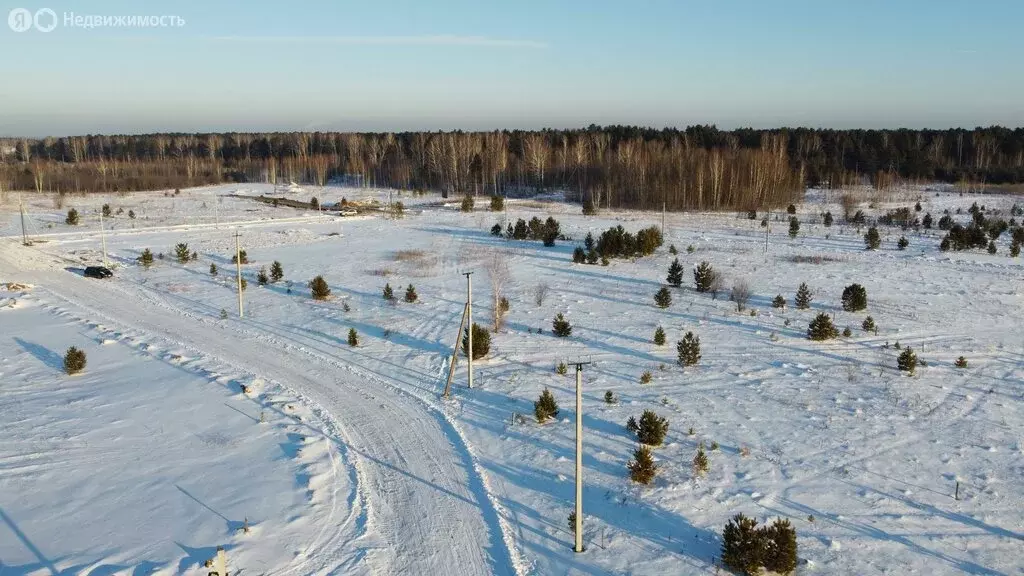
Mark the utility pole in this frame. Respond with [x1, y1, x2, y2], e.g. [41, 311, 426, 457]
[19, 193, 29, 246]
[235, 230, 244, 318]
[443, 302, 469, 399]
[463, 271, 474, 389]
[568, 360, 591, 553]
[99, 208, 108, 266]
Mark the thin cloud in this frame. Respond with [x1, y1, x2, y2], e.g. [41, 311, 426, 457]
[209, 35, 548, 48]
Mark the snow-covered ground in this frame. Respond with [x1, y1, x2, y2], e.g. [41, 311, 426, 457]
[1, 184, 1022, 575]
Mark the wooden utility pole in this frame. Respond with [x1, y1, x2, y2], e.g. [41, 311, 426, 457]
[568, 360, 591, 553]
[443, 303, 469, 398]
[463, 271, 474, 389]
[19, 193, 29, 246]
[235, 230, 244, 318]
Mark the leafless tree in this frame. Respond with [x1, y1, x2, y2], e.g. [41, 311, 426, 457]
[534, 282, 549, 307]
[709, 270, 725, 300]
[486, 250, 511, 331]
[730, 279, 751, 312]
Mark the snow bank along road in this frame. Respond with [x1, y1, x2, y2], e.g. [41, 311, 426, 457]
[1, 240, 518, 576]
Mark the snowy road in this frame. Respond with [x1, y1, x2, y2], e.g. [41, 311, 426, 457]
[1, 240, 516, 576]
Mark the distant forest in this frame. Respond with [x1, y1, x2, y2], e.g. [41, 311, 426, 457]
[2, 125, 1022, 211]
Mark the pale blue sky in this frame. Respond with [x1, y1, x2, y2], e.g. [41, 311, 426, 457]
[1, 0, 1022, 136]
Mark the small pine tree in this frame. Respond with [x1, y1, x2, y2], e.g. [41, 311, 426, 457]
[640, 370, 652, 384]
[807, 313, 839, 341]
[628, 445, 658, 484]
[666, 258, 684, 287]
[239, 277, 247, 292]
[102, 204, 112, 218]
[677, 332, 701, 366]
[584, 232, 596, 251]
[862, 316, 876, 332]
[914, 201, 922, 212]
[841, 283, 868, 312]
[794, 282, 812, 309]
[308, 275, 331, 300]
[572, 246, 586, 263]
[232, 250, 249, 264]
[270, 260, 284, 282]
[788, 217, 800, 238]
[491, 223, 503, 236]
[175, 243, 190, 263]
[786, 204, 796, 215]
[498, 297, 510, 314]
[534, 388, 559, 422]
[762, 518, 798, 574]
[654, 286, 672, 308]
[694, 261, 715, 292]
[462, 323, 491, 359]
[823, 211, 834, 227]
[604, 390, 616, 404]
[404, 284, 418, 303]
[954, 356, 968, 368]
[128, 209, 136, 219]
[653, 326, 666, 345]
[191, 251, 198, 261]
[65, 208, 80, 225]
[1010, 241, 1021, 257]
[556, 361, 568, 375]
[257, 267, 269, 286]
[460, 195, 474, 212]
[923, 213, 933, 229]
[383, 283, 394, 301]
[987, 240, 997, 254]
[348, 328, 358, 346]
[568, 511, 577, 534]
[772, 294, 786, 309]
[552, 313, 572, 337]
[209, 262, 218, 276]
[582, 196, 597, 215]
[897, 236, 909, 250]
[139, 248, 154, 267]
[865, 226, 881, 250]
[843, 326, 853, 337]
[692, 446, 709, 476]
[63, 346, 87, 375]
[626, 415, 639, 433]
[490, 195, 504, 212]
[898, 347, 917, 374]
[668, 244, 678, 255]
[721, 514, 764, 576]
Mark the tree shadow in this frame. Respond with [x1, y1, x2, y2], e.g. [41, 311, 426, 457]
[13, 338, 65, 372]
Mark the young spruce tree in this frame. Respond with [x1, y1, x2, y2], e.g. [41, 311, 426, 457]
[794, 282, 812, 309]
[666, 258, 684, 287]
[534, 388, 559, 422]
[654, 286, 672, 308]
[677, 331, 701, 366]
[628, 445, 657, 485]
[552, 313, 572, 337]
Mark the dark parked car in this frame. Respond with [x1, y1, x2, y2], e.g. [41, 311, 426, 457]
[84, 266, 113, 279]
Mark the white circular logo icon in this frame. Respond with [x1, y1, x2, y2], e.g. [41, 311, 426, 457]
[34, 8, 57, 32]
[8, 8, 32, 32]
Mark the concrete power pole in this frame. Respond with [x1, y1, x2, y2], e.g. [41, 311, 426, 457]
[463, 271, 474, 389]
[235, 230, 244, 318]
[569, 360, 591, 553]
[99, 209, 108, 266]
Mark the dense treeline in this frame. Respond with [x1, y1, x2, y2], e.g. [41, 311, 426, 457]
[2, 125, 1021, 211]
